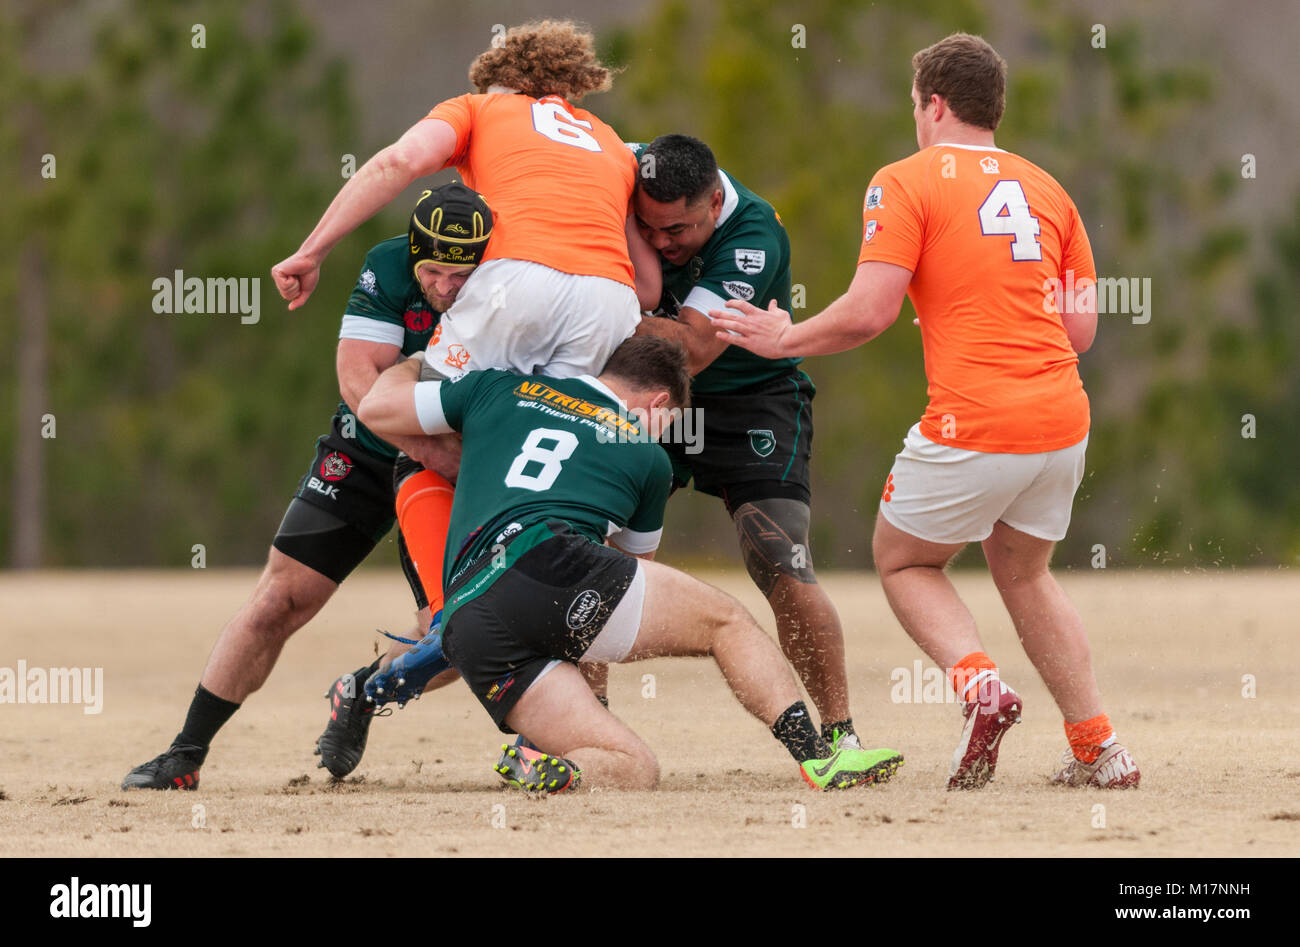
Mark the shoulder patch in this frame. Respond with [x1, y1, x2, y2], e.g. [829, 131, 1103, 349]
[863, 219, 878, 243]
[734, 248, 766, 275]
[358, 268, 378, 296]
[721, 280, 755, 301]
[865, 186, 883, 210]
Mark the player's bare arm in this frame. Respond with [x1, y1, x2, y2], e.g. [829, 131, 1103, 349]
[1060, 281, 1098, 353]
[336, 338, 401, 414]
[337, 340, 459, 478]
[271, 119, 457, 310]
[354, 355, 429, 438]
[636, 305, 729, 376]
[626, 213, 662, 310]
[710, 261, 913, 359]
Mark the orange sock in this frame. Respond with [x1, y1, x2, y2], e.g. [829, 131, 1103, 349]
[1064, 714, 1114, 764]
[395, 470, 455, 617]
[949, 651, 998, 702]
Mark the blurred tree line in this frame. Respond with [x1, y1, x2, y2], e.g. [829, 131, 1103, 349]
[2, 0, 1296, 569]
[601, 0, 1300, 570]
[2, 0, 389, 568]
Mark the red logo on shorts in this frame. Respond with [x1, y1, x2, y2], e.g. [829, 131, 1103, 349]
[403, 308, 433, 333]
[429, 324, 442, 347]
[444, 344, 471, 370]
[320, 451, 353, 482]
[881, 473, 895, 502]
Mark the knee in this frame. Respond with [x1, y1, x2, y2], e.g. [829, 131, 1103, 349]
[734, 500, 816, 596]
[984, 545, 1048, 588]
[248, 567, 325, 637]
[709, 591, 752, 637]
[625, 745, 660, 790]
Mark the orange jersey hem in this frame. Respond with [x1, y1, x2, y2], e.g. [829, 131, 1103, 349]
[917, 418, 1090, 455]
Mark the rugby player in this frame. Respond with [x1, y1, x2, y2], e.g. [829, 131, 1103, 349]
[355, 335, 905, 791]
[272, 21, 662, 727]
[121, 183, 488, 790]
[630, 135, 862, 752]
[712, 33, 1140, 790]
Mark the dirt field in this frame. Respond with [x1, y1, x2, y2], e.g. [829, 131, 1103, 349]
[1, 568, 1297, 857]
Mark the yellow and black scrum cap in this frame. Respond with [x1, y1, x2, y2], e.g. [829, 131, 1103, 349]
[409, 182, 493, 276]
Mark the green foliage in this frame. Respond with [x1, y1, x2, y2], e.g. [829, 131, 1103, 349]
[599, 0, 1298, 569]
[1, 0, 391, 566]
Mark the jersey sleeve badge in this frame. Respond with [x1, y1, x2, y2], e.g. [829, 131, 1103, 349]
[734, 248, 766, 274]
[865, 186, 883, 210]
[721, 280, 755, 301]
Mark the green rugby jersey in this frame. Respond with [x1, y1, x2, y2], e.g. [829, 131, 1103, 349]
[419, 370, 673, 618]
[334, 235, 442, 460]
[631, 144, 801, 394]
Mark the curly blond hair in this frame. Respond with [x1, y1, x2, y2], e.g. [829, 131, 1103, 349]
[469, 19, 615, 101]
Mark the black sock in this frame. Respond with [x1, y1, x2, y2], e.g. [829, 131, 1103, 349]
[821, 718, 856, 744]
[174, 685, 240, 758]
[771, 701, 828, 763]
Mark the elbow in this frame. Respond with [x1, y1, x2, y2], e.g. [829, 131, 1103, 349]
[635, 267, 662, 311]
[858, 309, 893, 344]
[339, 384, 364, 419]
[636, 281, 660, 312]
[1065, 314, 1098, 354]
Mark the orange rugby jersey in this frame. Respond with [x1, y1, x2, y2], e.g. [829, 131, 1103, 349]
[857, 144, 1095, 453]
[425, 93, 637, 288]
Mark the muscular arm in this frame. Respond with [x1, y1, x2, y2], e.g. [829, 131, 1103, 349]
[337, 339, 402, 417]
[636, 306, 729, 376]
[356, 356, 428, 438]
[710, 261, 913, 359]
[626, 213, 662, 311]
[272, 119, 458, 309]
[342, 344, 459, 476]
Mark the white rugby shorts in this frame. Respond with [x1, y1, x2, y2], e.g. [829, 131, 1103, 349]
[424, 258, 640, 380]
[878, 423, 1088, 544]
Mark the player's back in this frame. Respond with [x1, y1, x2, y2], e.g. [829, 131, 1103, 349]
[861, 145, 1095, 453]
[441, 370, 671, 586]
[427, 93, 637, 287]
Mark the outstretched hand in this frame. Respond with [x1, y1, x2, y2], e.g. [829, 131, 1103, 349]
[708, 299, 795, 360]
[271, 252, 322, 310]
